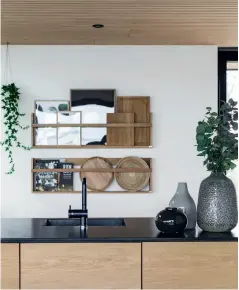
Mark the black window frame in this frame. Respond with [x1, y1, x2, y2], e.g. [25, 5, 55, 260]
[218, 47, 238, 112]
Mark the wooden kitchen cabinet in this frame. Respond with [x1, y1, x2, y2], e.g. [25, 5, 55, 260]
[1, 243, 19, 289]
[21, 243, 141, 289]
[142, 242, 238, 289]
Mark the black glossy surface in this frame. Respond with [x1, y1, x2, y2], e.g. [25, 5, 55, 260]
[1, 218, 238, 243]
[155, 207, 187, 233]
[45, 218, 126, 227]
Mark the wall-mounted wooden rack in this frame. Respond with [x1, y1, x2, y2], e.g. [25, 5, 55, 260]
[33, 145, 152, 149]
[32, 168, 152, 173]
[31, 113, 153, 148]
[31, 158, 152, 194]
[32, 123, 152, 128]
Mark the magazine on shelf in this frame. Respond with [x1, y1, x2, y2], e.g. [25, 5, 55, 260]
[58, 163, 74, 191]
[34, 160, 59, 192]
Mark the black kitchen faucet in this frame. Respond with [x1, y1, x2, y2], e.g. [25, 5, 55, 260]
[68, 177, 88, 229]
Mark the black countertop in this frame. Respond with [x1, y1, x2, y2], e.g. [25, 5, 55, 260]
[1, 218, 238, 243]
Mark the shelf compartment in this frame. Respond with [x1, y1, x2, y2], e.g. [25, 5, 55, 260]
[32, 145, 152, 149]
[32, 157, 153, 194]
[32, 190, 152, 194]
[32, 168, 152, 173]
[31, 113, 153, 148]
[32, 123, 152, 128]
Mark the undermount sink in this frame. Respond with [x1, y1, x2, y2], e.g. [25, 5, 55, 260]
[44, 218, 126, 227]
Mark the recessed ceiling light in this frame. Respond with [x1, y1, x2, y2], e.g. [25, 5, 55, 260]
[92, 24, 104, 28]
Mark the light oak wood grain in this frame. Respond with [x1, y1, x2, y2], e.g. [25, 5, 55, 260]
[149, 158, 153, 191]
[80, 157, 114, 191]
[1, 243, 19, 289]
[143, 242, 238, 289]
[64, 157, 151, 165]
[32, 123, 151, 128]
[32, 190, 152, 194]
[107, 113, 135, 146]
[2, 0, 237, 45]
[32, 168, 152, 173]
[33, 145, 152, 149]
[117, 97, 150, 146]
[149, 113, 153, 147]
[21, 243, 141, 289]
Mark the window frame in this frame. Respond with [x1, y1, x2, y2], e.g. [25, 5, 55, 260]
[218, 47, 238, 112]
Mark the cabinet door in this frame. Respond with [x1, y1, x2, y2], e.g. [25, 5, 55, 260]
[1, 243, 19, 289]
[21, 243, 141, 289]
[143, 242, 238, 289]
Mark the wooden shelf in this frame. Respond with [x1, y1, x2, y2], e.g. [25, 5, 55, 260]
[32, 123, 152, 128]
[31, 112, 153, 148]
[32, 190, 152, 194]
[32, 168, 152, 173]
[32, 145, 152, 149]
[32, 157, 153, 194]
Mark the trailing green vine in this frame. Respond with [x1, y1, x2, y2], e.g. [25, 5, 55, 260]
[1, 83, 31, 174]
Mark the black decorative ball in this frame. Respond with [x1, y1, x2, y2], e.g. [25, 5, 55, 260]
[155, 207, 187, 233]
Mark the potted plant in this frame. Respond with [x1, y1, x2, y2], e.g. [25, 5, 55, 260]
[196, 98, 238, 232]
[1, 83, 31, 174]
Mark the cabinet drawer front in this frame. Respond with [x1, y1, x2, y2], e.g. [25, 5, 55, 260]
[21, 243, 141, 289]
[1, 243, 19, 289]
[143, 242, 238, 289]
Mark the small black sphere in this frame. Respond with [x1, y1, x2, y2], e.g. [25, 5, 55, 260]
[155, 207, 187, 234]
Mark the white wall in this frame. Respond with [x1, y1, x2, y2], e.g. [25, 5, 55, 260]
[1, 45, 218, 218]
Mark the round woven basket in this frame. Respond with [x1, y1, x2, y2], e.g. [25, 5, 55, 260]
[115, 156, 150, 191]
[80, 157, 113, 191]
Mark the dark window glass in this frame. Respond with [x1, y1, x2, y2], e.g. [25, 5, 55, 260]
[218, 47, 238, 111]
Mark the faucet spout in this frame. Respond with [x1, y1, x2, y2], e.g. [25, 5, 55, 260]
[82, 177, 87, 211]
[68, 178, 88, 230]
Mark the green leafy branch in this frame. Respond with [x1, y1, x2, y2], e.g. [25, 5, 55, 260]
[196, 99, 238, 174]
[1, 83, 31, 174]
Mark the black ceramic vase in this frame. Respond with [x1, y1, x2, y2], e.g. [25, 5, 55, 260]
[155, 207, 187, 233]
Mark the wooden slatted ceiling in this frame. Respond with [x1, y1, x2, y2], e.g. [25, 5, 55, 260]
[1, 0, 238, 45]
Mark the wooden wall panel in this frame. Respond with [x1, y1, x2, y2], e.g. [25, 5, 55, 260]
[1, 0, 238, 45]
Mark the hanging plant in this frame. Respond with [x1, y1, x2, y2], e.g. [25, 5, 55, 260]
[1, 83, 31, 174]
